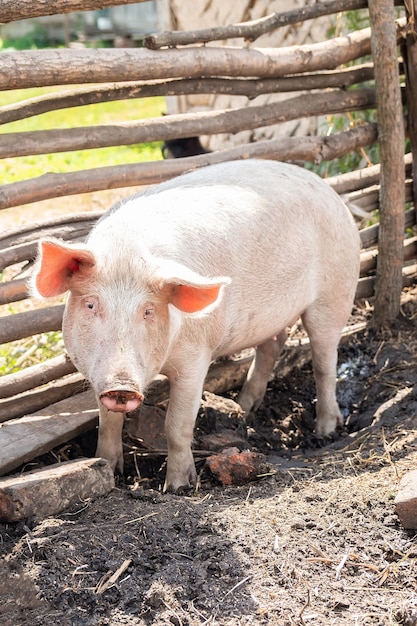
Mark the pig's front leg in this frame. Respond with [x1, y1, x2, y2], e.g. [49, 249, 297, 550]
[164, 354, 211, 492]
[95, 404, 125, 472]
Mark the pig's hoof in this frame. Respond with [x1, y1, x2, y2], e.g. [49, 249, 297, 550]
[95, 446, 124, 474]
[163, 464, 197, 494]
[315, 418, 338, 438]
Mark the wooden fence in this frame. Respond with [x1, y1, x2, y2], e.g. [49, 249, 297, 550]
[0, 0, 415, 474]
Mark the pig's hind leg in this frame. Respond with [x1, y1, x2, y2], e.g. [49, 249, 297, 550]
[301, 307, 345, 437]
[237, 330, 287, 414]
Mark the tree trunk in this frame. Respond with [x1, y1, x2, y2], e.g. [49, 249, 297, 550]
[369, 0, 405, 331]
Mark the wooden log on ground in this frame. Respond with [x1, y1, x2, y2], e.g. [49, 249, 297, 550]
[0, 26, 384, 90]
[0, 458, 115, 522]
[0, 88, 376, 158]
[0, 389, 98, 476]
[0, 67, 376, 126]
[0, 353, 76, 399]
[0, 124, 378, 210]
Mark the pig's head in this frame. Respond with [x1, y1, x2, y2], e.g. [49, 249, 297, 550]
[31, 239, 230, 413]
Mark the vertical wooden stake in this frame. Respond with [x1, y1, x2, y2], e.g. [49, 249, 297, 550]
[369, 0, 405, 331]
[403, 0, 417, 207]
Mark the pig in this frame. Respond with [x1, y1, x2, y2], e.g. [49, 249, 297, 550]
[31, 159, 360, 492]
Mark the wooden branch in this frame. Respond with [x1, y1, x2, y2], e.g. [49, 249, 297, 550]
[0, 354, 76, 399]
[0, 278, 28, 305]
[360, 208, 416, 250]
[0, 305, 64, 344]
[0, 26, 382, 91]
[343, 179, 413, 214]
[356, 263, 417, 300]
[144, 0, 369, 49]
[0, 88, 376, 159]
[0, 212, 102, 250]
[0, 374, 86, 424]
[0, 123, 378, 210]
[0, 243, 37, 273]
[327, 153, 412, 194]
[0, 214, 101, 272]
[360, 237, 417, 277]
[0, 0, 147, 23]
[0, 65, 376, 126]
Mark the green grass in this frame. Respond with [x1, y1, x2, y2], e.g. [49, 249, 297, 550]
[1, 89, 166, 183]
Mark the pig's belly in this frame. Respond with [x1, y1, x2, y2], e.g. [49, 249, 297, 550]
[213, 308, 300, 359]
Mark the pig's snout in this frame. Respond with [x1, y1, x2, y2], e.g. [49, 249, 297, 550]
[99, 388, 143, 413]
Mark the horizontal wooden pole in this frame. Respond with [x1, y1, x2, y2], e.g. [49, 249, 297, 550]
[0, 354, 76, 399]
[0, 305, 64, 344]
[145, 0, 369, 49]
[0, 390, 98, 476]
[0, 88, 376, 158]
[0, 374, 86, 423]
[0, 211, 102, 250]
[0, 124, 378, 211]
[0, 26, 379, 91]
[0, 66, 375, 126]
[0, 0, 146, 23]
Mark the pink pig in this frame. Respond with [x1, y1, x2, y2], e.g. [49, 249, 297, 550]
[32, 160, 360, 491]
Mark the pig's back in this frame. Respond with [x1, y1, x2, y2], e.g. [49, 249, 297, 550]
[99, 161, 357, 285]
[91, 160, 360, 354]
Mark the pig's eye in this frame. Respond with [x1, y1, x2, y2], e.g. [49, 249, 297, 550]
[84, 298, 98, 315]
[143, 306, 154, 320]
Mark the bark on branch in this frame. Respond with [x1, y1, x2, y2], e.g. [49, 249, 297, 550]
[0, 0, 147, 23]
[0, 88, 376, 158]
[0, 24, 387, 91]
[0, 65, 375, 126]
[144, 0, 368, 49]
[0, 123, 378, 211]
[0, 354, 76, 399]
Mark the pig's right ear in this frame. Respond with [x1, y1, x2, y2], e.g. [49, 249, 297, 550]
[31, 240, 95, 298]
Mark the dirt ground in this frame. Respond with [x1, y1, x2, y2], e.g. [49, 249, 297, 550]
[1, 290, 417, 625]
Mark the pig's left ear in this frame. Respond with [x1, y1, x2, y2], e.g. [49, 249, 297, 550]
[31, 239, 95, 298]
[155, 260, 231, 315]
[170, 280, 229, 314]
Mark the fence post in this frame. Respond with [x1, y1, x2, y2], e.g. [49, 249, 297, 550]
[368, 0, 405, 331]
[403, 0, 417, 207]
